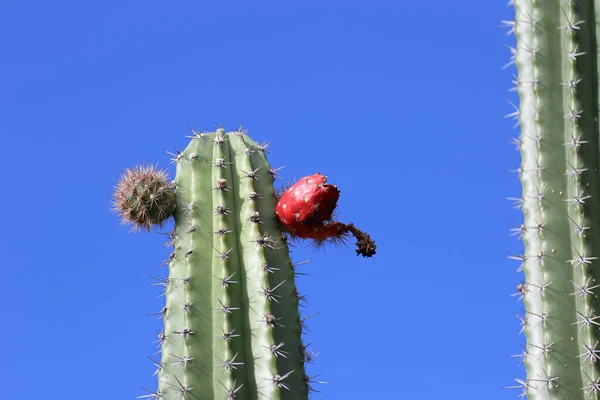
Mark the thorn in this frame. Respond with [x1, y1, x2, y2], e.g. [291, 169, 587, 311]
[267, 370, 295, 391]
[565, 191, 591, 206]
[213, 228, 233, 237]
[525, 309, 548, 329]
[173, 327, 194, 338]
[565, 161, 588, 177]
[515, 312, 527, 335]
[184, 247, 194, 258]
[294, 288, 309, 307]
[570, 277, 600, 298]
[216, 353, 244, 372]
[305, 374, 329, 393]
[529, 341, 554, 359]
[262, 313, 284, 328]
[300, 341, 320, 363]
[573, 309, 600, 330]
[248, 191, 261, 201]
[260, 263, 281, 274]
[216, 327, 240, 341]
[510, 282, 527, 301]
[158, 252, 175, 267]
[252, 233, 279, 250]
[578, 341, 600, 364]
[214, 179, 228, 191]
[509, 136, 522, 151]
[147, 356, 163, 377]
[517, 11, 539, 31]
[568, 44, 586, 60]
[565, 132, 588, 149]
[298, 312, 319, 331]
[509, 74, 537, 92]
[172, 354, 194, 368]
[165, 150, 184, 164]
[560, 77, 583, 93]
[583, 374, 600, 395]
[249, 211, 262, 223]
[558, 11, 585, 34]
[242, 166, 262, 180]
[502, 45, 517, 69]
[137, 388, 163, 399]
[529, 371, 558, 391]
[503, 378, 531, 399]
[509, 224, 525, 240]
[567, 247, 597, 268]
[161, 375, 193, 399]
[183, 202, 195, 215]
[258, 141, 270, 153]
[214, 246, 234, 261]
[269, 166, 286, 181]
[509, 348, 527, 366]
[526, 280, 551, 299]
[260, 280, 286, 303]
[219, 380, 244, 399]
[214, 132, 226, 144]
[519, 41, 539, 61]
[264, 342, 289, 358]
[506, 196, 523, 210]
[216, 272, 238, 288]
[186, 126, 210, 140]
[499, 19, 516, 36]
[213, 156, 232, 168]
[564, 106, 583, 120]
[216, 300, 239, 314]
[148, 306, 168, 320]
[152, 332, 167, 352]
[507, 252, 527, 272]
[504, 100, 520, 125]
[215, 204, 231, 216]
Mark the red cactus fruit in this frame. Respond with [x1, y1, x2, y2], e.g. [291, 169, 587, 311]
[275, 173, 340, 227]
[275, 173, 377, 257]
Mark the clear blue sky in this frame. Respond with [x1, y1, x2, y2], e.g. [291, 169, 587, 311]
[1, 1, 522, 399]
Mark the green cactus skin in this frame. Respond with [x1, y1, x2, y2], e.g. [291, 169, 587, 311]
[153, 129, 311, 400]
[510, 0, 600, 398]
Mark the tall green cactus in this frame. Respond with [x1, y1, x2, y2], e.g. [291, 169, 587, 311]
[509, 1, 600, 398]
[114, 129, 317, 399]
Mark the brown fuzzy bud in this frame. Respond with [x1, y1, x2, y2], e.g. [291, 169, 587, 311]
[111, 164, 176, 232]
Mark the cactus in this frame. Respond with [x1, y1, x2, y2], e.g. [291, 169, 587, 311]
[113, 128, 375, 400]
[508, 1, 600, 398]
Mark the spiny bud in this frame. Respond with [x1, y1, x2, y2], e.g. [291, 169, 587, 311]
[112, 164, 176, 232]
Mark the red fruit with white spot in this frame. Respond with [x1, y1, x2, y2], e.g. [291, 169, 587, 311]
[275, 173, 339, 232]
[275, 173, 377, 257]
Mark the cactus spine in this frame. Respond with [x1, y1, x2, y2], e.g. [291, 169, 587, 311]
[117, 129, 314, 399]
[510, 0, 600, 398]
